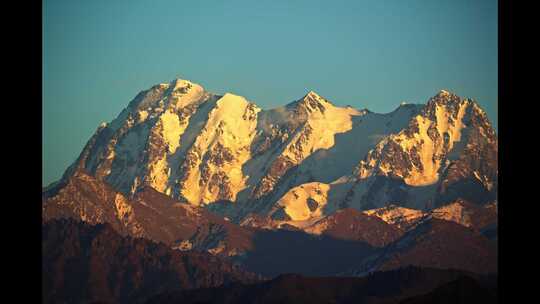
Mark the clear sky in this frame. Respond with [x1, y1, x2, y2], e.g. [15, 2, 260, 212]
[43, 0, 498, 186]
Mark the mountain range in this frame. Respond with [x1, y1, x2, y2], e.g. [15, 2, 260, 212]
[42, 78, 498, 303]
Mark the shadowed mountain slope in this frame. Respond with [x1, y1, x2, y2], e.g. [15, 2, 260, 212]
[145, 266, 496, 304]
[42, 219, 260, 304]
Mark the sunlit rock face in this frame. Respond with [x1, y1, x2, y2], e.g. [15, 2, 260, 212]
[354, 90, 493, 187]
[48, 78, 497, 224]
[363, 205, 427, 230]
[58, 79, 262, 207]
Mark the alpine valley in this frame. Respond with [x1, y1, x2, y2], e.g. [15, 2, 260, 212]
[42, 78, 498, 304]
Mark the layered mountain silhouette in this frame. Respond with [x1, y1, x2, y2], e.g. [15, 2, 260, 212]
[43, 219, 496, 304]
[42, 219, 260, 304]
[42, 78, 498, 303]
[145, 266, 496, 304]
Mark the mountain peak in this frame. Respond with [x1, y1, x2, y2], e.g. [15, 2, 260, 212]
[430, 89, 461, 103]
[217, 93, 250, 107]
[172, 77, 192, 85]
[438, 89, 452, 96]
[423, 90, 464, 114]
[286, 90, 334, 114]
[305, 90, 321, 99]
[168, 78, 203, 93]
[302, 90, 331, 104]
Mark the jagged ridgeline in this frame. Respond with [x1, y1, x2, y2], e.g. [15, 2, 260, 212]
[44, 78, 497, 224]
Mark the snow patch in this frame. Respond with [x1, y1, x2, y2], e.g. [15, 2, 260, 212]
[160, 110, 183, 154]
[275, 182, 331, 221]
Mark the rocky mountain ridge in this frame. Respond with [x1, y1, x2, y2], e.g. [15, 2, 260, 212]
[146, 266, 496, 304]
[44, 78, 497, 225]
[42, 77, 498, 282]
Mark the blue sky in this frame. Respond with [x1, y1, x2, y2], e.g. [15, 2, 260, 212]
[43, 0, 498, 186]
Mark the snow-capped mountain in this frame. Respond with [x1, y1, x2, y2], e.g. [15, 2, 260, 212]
[45, 78, 497, 226]
[42, 76, 498, 282]
[262, 90, 497, 224]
